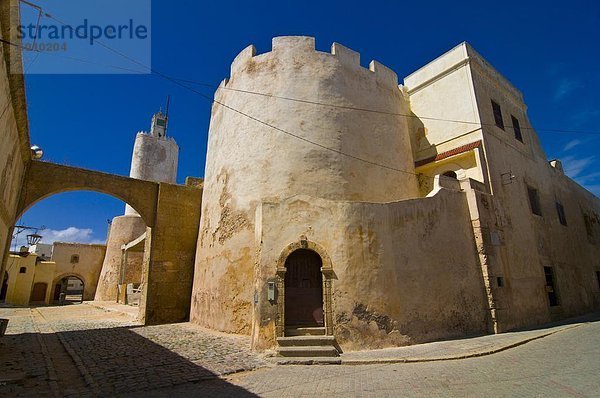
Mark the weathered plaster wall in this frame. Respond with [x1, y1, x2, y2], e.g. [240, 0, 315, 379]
[50, 242, 107, 301]
[139, 182, 202, 324]
[0, 0, 30, 286]
[95, 215, 146, 301]
[254, 189, 488, 350]
[191, 36, 419, 334]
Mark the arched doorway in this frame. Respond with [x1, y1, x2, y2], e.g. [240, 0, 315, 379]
[284, 249, 324, 328]
[53, 275, 85, 304]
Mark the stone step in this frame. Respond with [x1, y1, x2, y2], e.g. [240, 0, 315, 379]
[277, 335, 337, 347]
[274, 357, 342, 365]
[277, 345, 340, 357]
[285, 327, 326, 336]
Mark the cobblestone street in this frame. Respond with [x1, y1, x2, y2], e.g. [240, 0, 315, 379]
[0, 304, 599, 397]
[0, 304, 267, 397]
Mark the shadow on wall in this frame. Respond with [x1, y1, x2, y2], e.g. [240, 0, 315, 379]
[0, 326, 258, 397]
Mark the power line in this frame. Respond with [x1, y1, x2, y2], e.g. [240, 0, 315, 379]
[8, 12, 594, 187]
[30, 16, 457, 184]
[0, 33, 518, 185]
[0, 37, 148, 74]
[168, 77, 600, 136]
[5, 25, 600, 137]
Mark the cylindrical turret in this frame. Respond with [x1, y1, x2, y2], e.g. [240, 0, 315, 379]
[202, 36, 417, 211]
[191, 37, 419, 335]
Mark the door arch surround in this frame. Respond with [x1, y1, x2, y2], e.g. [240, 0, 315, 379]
[275, 238, 334, 337]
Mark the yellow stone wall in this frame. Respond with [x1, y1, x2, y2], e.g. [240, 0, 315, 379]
[4, 254, 36, 305]
[0, 0, 31, 288]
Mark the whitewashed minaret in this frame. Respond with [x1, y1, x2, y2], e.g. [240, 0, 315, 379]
[95, 109, 179, 302]
[125, 111, 179, 214]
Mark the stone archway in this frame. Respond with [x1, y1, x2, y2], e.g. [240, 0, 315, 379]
[275, 238, 334, 337]
[16, 160, 159, 227]
[52, 273, 87, 303]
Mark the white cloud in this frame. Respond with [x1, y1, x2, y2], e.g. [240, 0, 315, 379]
[12, 226, 105, 248]
[554, 78, 581, 102]
[563, 139, 581, 152]
[577, 171, 600, 185]
[561, 155, 595, 179]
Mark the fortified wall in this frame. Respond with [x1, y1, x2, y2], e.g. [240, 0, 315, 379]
[190, 37, 488, 350]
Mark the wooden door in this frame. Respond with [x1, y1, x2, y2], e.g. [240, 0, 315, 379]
[30, 282, 47, 303]
[284, 249, 324, 327]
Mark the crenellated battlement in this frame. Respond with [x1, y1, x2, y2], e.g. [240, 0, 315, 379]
[229, 36, 399, 89]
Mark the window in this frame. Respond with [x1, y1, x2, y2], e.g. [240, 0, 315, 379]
[544, 266, 559, 306]
[511, 115, 523, 142]
[19, 267, 26, 274]
[527, 186, 542, 216]
[491, 100, 504, 130]
[497, 277, 504, 287]
[70, 255, 79, 264]
[556, 202, 567, 226]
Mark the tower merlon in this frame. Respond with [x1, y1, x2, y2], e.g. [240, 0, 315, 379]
[331, 42, 360, 68]
[369, 60, 399, 87]
[231, 44, 257, 76]
[272, 36, 315, 52]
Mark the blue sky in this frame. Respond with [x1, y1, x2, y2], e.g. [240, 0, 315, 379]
[13, 0, 600, 247]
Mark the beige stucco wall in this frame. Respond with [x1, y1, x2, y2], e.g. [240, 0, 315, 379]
[50, 242, 106, 301]
[467, 56, 600, 329]
[404, 42, 489, 196]
[253, 189, 488, 350]
[0, 0, 30, 287]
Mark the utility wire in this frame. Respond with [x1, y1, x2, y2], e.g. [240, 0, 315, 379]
[4, 26, 600, 137]
[169, 77, 600, 136]
[9, 12, 592, 186]
[11, 18, 446, 184]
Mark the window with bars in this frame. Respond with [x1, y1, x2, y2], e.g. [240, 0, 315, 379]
[491, 100, 504, 130]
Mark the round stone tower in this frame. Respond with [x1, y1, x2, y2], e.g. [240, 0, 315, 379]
[191, 37, 419, 343]
[95, 111, 179, 301]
